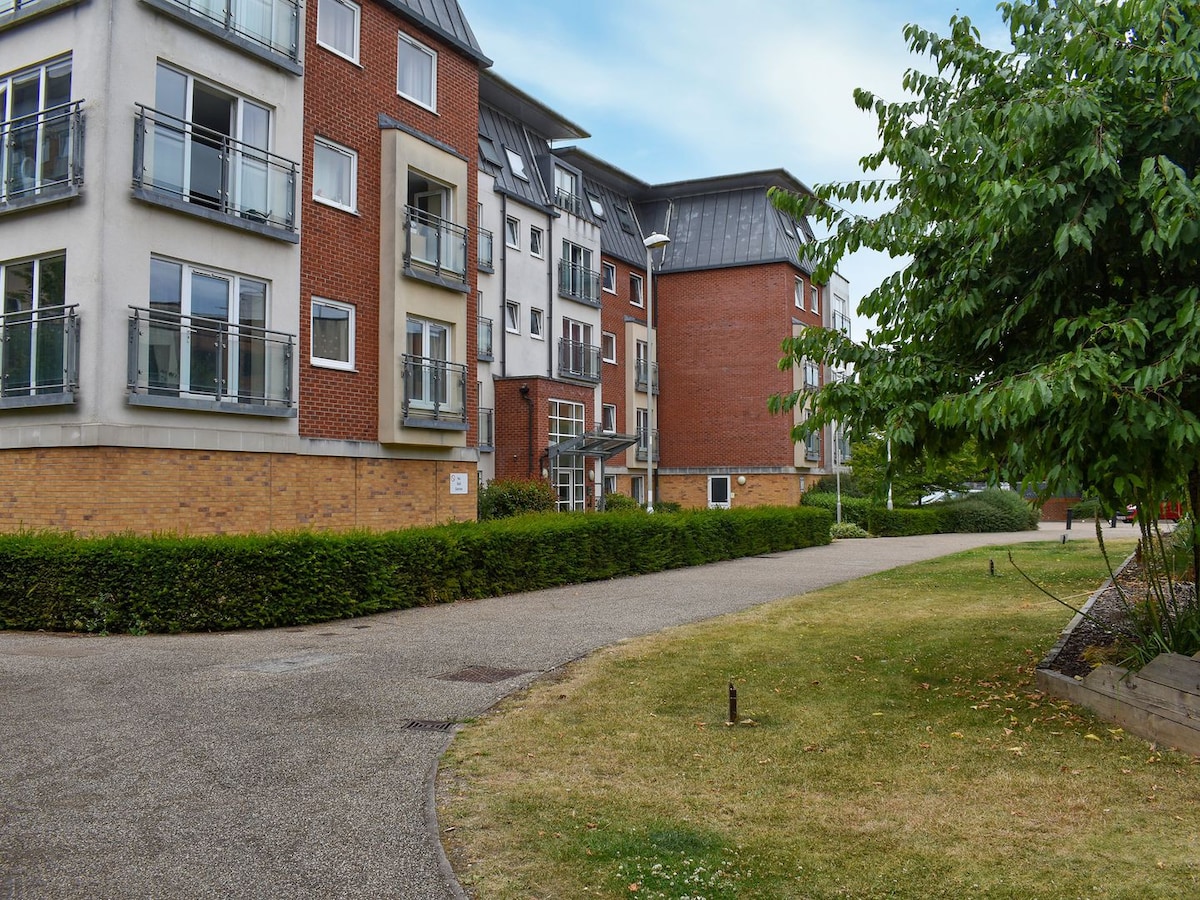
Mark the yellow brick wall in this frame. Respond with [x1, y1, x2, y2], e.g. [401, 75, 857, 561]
[0, 447, 477, 535]
[658, 473, 801, 509]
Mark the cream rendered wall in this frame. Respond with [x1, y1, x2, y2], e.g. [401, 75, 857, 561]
[475, 170, 498, 483]
[500, 196, 552, 379]
[0, 0, 305, 450]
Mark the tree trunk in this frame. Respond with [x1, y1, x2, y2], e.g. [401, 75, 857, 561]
[1189, 462, 1200, 601]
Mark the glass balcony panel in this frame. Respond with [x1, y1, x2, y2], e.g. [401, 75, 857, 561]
[157, 0, 301, 61]
[0, 304, 78, 401]
[477, 316, 493, 360]
[401, 354, 467, 425]
[478, 228, 494, 269]
[404, 206, 468, 284]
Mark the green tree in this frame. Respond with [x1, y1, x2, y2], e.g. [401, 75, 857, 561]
[770, 0, 1200, 590]
[850, 433, 991, 506]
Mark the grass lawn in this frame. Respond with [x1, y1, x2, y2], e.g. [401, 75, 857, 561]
[438, 539, 1199, 899]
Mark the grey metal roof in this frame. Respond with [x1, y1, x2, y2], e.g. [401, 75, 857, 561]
[478, 106, 551, 209]
[381, 0, 492, 65]
[480, 72, 588, 141]
[553, 146, 649, 267]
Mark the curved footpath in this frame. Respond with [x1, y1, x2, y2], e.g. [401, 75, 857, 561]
[0, 525, 1087, 899]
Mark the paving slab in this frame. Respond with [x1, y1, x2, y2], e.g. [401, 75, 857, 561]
[0, 526, 1081, 899]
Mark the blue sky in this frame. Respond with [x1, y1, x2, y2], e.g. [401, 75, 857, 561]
[457, 0, 1013, 335]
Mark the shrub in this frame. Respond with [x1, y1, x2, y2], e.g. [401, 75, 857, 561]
[0, 507, 834, 634]
[654, 500, 683, 514]
[801, 492, 872, 529]
[478, 479, 557, 520]
[601, 493, 644, 513]
[830, 522, 870, 539]
[939, 489, 1040, 533]
[867, 507, 943, 537]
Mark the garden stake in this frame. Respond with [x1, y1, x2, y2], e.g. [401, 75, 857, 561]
[728, 681, 738, 724]
[989, 558, 995, 576]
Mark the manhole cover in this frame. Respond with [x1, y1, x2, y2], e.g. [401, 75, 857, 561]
[434, 666, 531, 684]
[403, 720, 455, 732]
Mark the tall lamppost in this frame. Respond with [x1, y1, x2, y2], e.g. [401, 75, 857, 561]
[643, 231, 670, 513]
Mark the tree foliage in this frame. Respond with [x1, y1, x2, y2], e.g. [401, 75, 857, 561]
[849, 433, 991, 505]
[770, 0, 1200, 582]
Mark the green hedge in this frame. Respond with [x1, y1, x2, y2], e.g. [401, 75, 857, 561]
[0, 506, 833, 635]
[799, 493, 873, 529]
[866, 507, 944, 536]
[805, 488, 1040, 537]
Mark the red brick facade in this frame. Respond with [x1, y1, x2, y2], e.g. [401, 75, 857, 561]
[300, 3, 481, 443]
[493, 376, 596, 483]
[656, 262, 821, 469]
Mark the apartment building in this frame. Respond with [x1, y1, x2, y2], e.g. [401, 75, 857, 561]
[0, 0, 847, 533]
[0, 0, 487, 534]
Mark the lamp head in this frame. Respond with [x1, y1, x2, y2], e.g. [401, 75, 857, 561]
[643, 232, 671, 250]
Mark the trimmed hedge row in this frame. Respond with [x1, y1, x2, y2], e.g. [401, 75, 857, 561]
[804, 489, 1040, 537]
[0, 506, 833, 635]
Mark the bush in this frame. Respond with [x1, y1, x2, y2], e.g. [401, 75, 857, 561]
[867, 507, 943, 537]
[801, 492, 872, 529]
[0, 506, 834, 634]
[939, 489, 1040, 533]
[830, 522, 870, 539]
[478, 479, 557, 520]
[601, 493, 644, 513]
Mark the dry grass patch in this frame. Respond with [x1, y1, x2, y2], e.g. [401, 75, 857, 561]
[439, 540, 1199, 899]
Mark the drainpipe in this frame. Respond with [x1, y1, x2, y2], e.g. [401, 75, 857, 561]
[546, 212, 554, 378]
[520, 383, 533, 478]
[500, 193, 509, 378]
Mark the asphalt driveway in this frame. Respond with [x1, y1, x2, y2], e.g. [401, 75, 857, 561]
[0, 526, 1075, 899]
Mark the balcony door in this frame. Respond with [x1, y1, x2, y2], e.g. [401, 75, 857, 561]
[2, 56, 72, 200]
[562, 317, 592, 377]
[152, 64, 270, 215]
[405, 316, 449, 408]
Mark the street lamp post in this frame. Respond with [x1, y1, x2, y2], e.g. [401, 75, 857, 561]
[643, 231, 670, 513]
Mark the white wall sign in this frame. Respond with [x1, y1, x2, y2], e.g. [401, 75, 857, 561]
[449, 473, 469, 495]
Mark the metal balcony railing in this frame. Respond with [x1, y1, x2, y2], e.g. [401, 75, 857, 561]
[805, 435, 822, 461]
[1, 101, 84, 211]
[127, 306, 294, 408]
[405, 206, 467, 284]
[478, 406, 494, 449]
[478, 227, 494, 271]
[477, 316, 494, 361]
[401, 354, 466, 426]
[155, 0, 301, 61]
[132, 105, 297, 232]
[0, 303, 78, 403]
[635, 358, 659, 394]
[831, 310, 852, 337]
[803, 362, 821, 391]
[557, 259, 601, 306]
[554, 188, 586, 217]
[635, 428, 660, 462]
[557, 338, 601, 383]
[0, 0, 44, 15]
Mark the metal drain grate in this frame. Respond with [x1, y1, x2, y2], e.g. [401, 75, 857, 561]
[434, 666, 531, 684]
[403, 720, 455, 733]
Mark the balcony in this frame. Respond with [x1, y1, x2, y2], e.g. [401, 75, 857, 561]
[477, 316, 494, 362]
[478, 406, 494, 450]
[1, 101, 84, 216]
[401, 355, 467, 429]
[805, 436, 822, 461]
[478, 227, 494, 272]
[139, 0, 302, 74]
[831, 310, 852, 337]
[557, 259, 601, 307]
[132, 105, 298, 242]
[554, 188, 586, 218]
[126, 307, 295, 416]
[404, 206, 468, 291]
[557, 338, 600, 383]
[0, 304, 78, 409]
[635, 428, 660, 463]
[635, 358, 659, 395]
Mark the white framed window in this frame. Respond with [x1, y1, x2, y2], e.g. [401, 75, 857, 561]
[549, 399, 587, 511]
[602, 262, 617, 293]
[602, 403, 617, 433]
[708, 475, 731, 509]
[0, 252, 68, 400]
[811, 285, 820, 313]
[1, 56, 73, 204]
[311, 297, 355, 370]
[630, 475, 645, 504]
[530, 307, 544, 340]
[630, 273, 644, 308]
[317, 0, 360, 63]
[587, 192, 605, 218]
[397, 32, 436, 111]
[504, 146, 528, 181]
[313, 138, 357, 212]
[795, 276, 804, 309]
[505, 215, 520, 249]
[505, 300, 520, 334]
[405, 315, 453, 409]
[530, 225, 544, 258]
[603, 474, 617, 496]
[601, 331, 616, 363]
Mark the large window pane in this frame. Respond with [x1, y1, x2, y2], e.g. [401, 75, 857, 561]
[397, 34, 435, 108]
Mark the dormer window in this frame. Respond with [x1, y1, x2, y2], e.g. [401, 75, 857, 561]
[504, 147, 528, 181]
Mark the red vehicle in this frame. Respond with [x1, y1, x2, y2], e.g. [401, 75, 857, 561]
[1121, 501, 1184, 523]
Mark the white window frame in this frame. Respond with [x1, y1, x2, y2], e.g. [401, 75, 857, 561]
[311, 297, 355, 371]
[602, 262, 617, 293]
[530, 307, 544, 340]
[811, 284, 821, 313]
[795, 276, 804, 309]
[601, 331, 616, 363]
[397, 32, 437, 111]
[602, 403, 617, 433]
[505, 215, 520, 250]
[708, 475, 732, 509]
[530, 225, 544, 258]
[630, 475, 645, 504]
[317, 0, 361, 64]
[630, 273, 644, 308]
[505, 300, 520, 334]
[313, 137, 357, 213]
[603, 474, 618, 496]
[504, 146, 528, 181]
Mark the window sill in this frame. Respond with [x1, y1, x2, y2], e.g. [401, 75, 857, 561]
[313, 196, 360, 215]
[310, 359, 357, 372]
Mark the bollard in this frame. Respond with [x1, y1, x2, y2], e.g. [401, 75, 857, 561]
[989, 558, 995, 576]
[1065, 509, 1073, 530]
[728, 681, 738, 724]
[1061, 533, 1068, 544]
